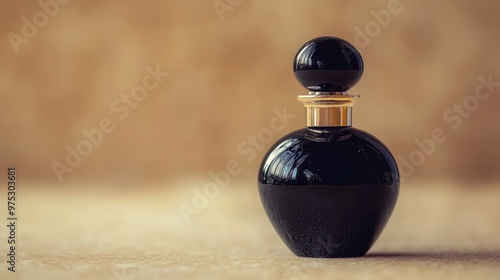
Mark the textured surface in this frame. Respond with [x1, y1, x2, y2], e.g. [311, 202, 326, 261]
[1, 181, 499, 279]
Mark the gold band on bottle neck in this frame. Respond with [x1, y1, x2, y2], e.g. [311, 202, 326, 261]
[297, 92, 359, 127]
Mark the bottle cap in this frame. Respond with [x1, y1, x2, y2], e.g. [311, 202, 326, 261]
[293, 36, 363, 92]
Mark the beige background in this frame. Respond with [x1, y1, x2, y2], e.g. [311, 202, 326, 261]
[0, 1, 500, 279]
[0, 0, 499, 186]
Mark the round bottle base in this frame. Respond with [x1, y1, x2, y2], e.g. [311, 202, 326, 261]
[259, 184, 398, 258]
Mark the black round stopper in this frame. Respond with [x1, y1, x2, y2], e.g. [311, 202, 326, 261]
[293, 36, 364, 92]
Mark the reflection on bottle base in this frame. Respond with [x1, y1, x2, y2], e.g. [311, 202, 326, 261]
[258, 183, 399, 258]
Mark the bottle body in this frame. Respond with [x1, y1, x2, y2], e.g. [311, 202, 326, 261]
[258, 127, 399, 257]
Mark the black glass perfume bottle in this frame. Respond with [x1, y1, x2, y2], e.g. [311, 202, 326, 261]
[258, 36, 400, 258]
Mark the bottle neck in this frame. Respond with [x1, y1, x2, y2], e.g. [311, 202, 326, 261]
[297, 92, 359, 127]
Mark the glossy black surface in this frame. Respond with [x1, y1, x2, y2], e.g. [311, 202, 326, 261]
[293, 36, 363, 92]
[258, 127, 399, 258]
[259, 184, 398, 258]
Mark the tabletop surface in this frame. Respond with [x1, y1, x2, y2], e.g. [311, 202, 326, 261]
[1, 180, 499, 280]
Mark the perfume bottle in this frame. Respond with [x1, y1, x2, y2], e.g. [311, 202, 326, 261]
[258, 36, 400, 258]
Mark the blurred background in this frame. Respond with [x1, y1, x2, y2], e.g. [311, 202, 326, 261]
[1, 0, 499, 187]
